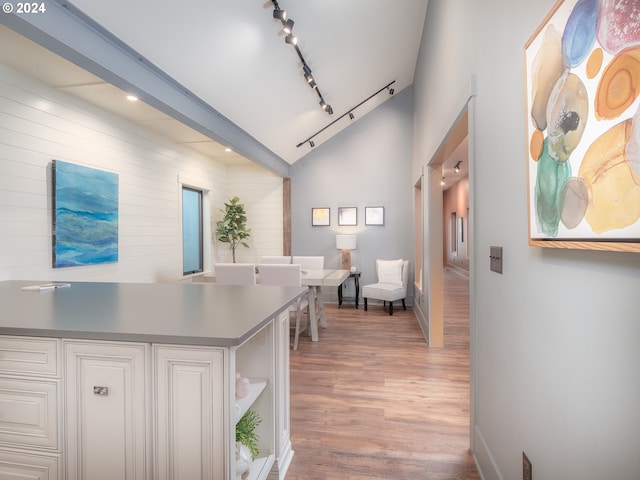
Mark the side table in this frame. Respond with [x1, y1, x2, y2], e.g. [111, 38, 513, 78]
[338, 271, 361, 308]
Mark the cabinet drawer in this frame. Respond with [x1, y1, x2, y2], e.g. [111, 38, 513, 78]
[0, 337, 60, 377]
[0, 378, 60, 450]
[0, 449, 62, 479]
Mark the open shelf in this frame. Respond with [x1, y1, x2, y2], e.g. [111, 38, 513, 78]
[236, 454, 275, 480]
[234, 379, 267, 424]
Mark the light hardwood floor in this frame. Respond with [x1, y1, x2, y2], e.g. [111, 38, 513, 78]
[287, 267, 479, 480]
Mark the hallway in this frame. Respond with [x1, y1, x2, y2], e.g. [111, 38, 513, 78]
[287, 268, 477, 479]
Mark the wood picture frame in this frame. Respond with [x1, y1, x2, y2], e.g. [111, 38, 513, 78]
[524, 0, 640, 252]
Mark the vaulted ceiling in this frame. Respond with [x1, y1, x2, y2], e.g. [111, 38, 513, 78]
[0, 0, 429, 169]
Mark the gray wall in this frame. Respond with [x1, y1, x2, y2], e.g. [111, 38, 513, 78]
[290, 88, 414, 303]
[415, 1, 640, 479]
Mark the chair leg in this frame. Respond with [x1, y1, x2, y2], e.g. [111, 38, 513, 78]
[364, 298, 368, 311]
[402, 299, 406, 310]
[293, 301, 302, 350]
[389, 301, 393, 315]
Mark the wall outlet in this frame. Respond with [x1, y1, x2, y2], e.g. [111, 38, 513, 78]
[523, 452, 532, 480]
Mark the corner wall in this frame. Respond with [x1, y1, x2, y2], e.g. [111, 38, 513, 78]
[289, 88, 414, 304]
[0, 63, 282, 282]
[414, 1, 640, 479]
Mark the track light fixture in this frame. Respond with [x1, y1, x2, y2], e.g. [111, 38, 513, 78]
[269, 0, 333, 115]
[285, 34, 297, 45]
[441, 177, 446, 186]
[454, 161, 462, 173]
[283, 18, 294, 34]
[387, 86, 395, 95]
[309, 140, 315, 148]
[296, 80, 396, 149]
[272, 0, 286, 20]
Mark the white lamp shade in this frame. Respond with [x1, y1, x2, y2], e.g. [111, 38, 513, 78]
[336, 234, 357, 250]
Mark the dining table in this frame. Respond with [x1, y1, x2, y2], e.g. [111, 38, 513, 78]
[300, 269, 350, 341]
[195, 268, 349, 342]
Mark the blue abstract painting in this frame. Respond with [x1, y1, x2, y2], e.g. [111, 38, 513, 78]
[52, 160, 118, 268]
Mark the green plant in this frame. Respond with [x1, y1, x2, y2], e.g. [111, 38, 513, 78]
[236, 409, 262, 460]
[215, 196, 251, 263]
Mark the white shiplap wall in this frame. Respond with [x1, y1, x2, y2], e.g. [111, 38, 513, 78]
[0, 64, 283, 282]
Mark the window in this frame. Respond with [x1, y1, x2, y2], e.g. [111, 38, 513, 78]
[182, 187, 203, 275]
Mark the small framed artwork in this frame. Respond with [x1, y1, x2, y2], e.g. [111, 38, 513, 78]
[312, 207, 330, 226]
[365, 206, 385, 226]
[338, 207, 357, 226]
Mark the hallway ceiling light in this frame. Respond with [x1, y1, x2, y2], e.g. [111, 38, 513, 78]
[454, 161, 462, 173]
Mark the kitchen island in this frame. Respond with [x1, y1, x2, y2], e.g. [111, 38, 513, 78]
[0, 280, 306, 480]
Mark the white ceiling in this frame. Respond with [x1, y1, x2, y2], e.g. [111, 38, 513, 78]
[1, 0, 428, 166]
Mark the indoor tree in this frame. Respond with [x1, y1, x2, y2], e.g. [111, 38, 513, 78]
[215, 196, 251, 263]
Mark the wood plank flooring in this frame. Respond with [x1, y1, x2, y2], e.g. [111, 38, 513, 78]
[286, 267, 479, 479]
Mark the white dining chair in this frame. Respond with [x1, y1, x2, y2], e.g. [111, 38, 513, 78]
[291, 255, 324, 270]
[214, 263, 256, 285]
[258, 263, 309, 350]
[259, 255, 292, 264]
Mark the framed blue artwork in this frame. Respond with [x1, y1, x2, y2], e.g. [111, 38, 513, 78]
[52, 160, 119, 267]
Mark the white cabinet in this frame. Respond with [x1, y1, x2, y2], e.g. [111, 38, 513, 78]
[64, 340, 150, 480]
[153, 345, 225, 480]
[0, 311, 293, 480]
[0, 336, 63, 478]
[272, 311, 294, 479]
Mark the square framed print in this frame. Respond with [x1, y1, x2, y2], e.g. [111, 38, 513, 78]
[338, 207, 357, 226]
[524, 0, 640, 252]
[365, 206, 385, 226]
[312, 207, 330, 226]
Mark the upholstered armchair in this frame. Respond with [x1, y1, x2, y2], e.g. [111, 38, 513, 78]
[362, 259, 410, 315]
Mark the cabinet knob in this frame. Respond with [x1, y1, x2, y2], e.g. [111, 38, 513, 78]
[93, 386, 109, 396]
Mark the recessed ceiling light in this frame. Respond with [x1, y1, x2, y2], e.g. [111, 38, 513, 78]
[225, 147, 232, 152]
[126, 95, 138, 102]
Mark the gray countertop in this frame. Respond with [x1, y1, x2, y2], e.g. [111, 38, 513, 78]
[0, 281, 307, 347]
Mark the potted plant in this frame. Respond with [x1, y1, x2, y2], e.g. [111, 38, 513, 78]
[235, 408, 262, 477]
[215, 196, 251, 263]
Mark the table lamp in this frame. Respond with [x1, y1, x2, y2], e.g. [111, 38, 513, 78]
[336, 234, 357, 271]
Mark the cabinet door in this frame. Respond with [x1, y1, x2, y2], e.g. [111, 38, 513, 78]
[65, 341, 149, 480]
[273, 311, 294, 478]
[0, 450, 61, 480]
[0, 377, 60, 450]
[153, 345, 225, 480]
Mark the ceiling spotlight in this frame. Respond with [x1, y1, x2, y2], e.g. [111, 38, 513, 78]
[272, 6, 286, 21]
[319, 101, 333, 115]
[441, 177, 445, 186]
[309, 140, 315, 148]
[285, 34, 297, 45]
[349, 112, 355, 120]
[387, 86, 394, 95]
[454, 161, 462, 173]
[302, 64, 312, 76]
[283, 18, 294, 34]
[126, 94, 138, 102]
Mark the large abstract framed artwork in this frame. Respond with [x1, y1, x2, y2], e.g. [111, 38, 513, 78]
[52, 160, 119, 267]
[525, 0, 640, 252]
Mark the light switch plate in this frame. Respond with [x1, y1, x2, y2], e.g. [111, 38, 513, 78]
[490, 246, 503, 274]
